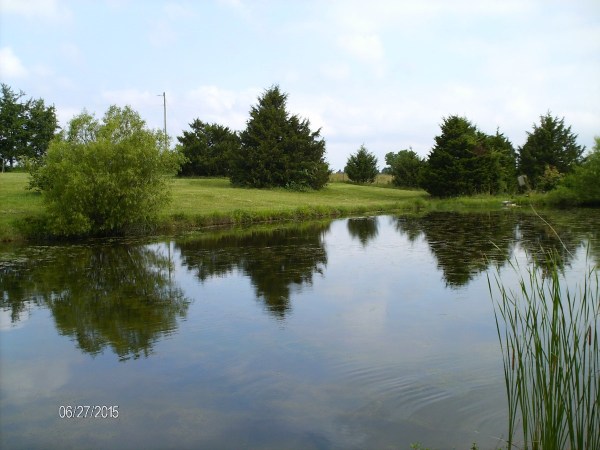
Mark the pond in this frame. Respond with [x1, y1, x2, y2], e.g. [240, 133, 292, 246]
[1, 209, 599, 450]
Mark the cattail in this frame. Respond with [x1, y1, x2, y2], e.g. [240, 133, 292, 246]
[511, 343, 515, 371]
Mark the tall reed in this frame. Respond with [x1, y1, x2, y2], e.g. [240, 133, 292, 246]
[489, 251, 599, 450]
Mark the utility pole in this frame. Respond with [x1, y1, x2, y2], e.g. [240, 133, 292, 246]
[158, 92, 167, 149]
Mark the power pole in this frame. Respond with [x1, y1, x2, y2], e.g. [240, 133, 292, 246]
[158, 92, 167, 149]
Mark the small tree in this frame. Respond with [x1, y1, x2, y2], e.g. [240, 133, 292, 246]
[385, 148, 424, 188]
[230, 85, 330, 189]
[29, 105, 182, 236]
[177, 119, 239, 177]
[518, 112, 584, 188]
[345, 145, 378, 183]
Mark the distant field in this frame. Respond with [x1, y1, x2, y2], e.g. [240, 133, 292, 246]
[0, 173, 427, 240]
[329, 172, 394, 185]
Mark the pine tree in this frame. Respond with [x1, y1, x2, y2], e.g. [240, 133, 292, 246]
[177, 120, 239, 176]
[518, 112, 584, 188]
[230, 85, 330, 189]
[345, 145, 378, 183]
[421, 116, 516, 196]
[421, 116, 479, 196]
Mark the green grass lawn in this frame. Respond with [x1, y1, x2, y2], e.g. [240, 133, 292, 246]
[0, 173, 427, 241]
[0, 172, 44, 241]
[164, 177, 422, 216]
[1, 172, 525, 241]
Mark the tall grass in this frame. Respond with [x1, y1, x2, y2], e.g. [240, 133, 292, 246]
[489, 252, 599, 449]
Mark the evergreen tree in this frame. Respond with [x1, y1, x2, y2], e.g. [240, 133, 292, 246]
[177, 119, 239, 176]
[420, 116, 479, 197]
[230, 85, 330, 189]
[517, 112, 584, 188]
[345, 145, 378, 183]
[473, 130, 517, 194]
[421, 116, 516, 197]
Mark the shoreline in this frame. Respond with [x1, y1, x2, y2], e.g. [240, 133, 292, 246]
[0, 172, 548, 243]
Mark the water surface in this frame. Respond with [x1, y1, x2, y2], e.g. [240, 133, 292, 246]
[1, 209, 599, 449]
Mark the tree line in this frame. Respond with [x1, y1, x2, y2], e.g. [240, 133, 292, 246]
[344, 113, 588, 198]
[1, 82, 597, 236]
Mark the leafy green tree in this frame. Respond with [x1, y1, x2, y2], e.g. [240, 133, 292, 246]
[29, 105, 183, 236]
[473, 130, 518, 194]
[230, 85, 330, 190]
[517, 112, 585, 188]
[345, 144, 378, 183]
[385, 148, 424, 188]
[549, 136, 600, 206]
[421, 116, 517, 197]
[177, 119, 239, 176]
[0, 84, 57, 171]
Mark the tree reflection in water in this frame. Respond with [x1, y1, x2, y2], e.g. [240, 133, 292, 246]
[0, 243, 188, 360]
[347, 217, 379, 247]
[175, 222, 331, 319]
[394, 210, 598, 288]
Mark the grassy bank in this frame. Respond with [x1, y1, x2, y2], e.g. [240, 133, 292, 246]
[1, 172, 531, 241]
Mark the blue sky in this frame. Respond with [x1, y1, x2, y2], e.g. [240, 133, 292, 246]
[1, 0, 599, 170]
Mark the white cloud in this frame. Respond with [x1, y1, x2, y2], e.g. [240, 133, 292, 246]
[338, 34, 384, 63]
[0, 0, 72, 21]
[0, 47, 28, 78]
[180, 85, 260, 130]
[319, 63, 350, 82]
[188, 86, 238, 113]
[101, 89, 164, 111]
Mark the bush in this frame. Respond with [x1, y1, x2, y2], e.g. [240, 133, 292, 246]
[28, 105, 183, 236]
[545, 136, 600, 206]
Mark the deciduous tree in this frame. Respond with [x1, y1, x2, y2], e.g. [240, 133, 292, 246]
[385, 148, 424, 188]
[0, 84, 57, 171]
[29, 105, 183, 236]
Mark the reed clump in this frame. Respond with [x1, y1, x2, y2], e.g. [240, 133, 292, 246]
[489, 252, 599, 450]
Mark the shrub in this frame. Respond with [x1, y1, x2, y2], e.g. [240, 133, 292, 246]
[545, 136, 600, 206]
[28, 105, 183, 236]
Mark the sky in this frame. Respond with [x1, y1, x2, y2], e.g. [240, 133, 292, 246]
[1, 0, 599, 171]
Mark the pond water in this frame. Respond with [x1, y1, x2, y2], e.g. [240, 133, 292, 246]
[1, 209, 599, 450]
